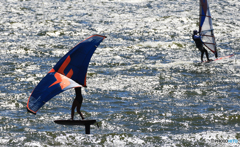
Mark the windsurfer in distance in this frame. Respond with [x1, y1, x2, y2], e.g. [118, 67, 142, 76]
[192, 30, 212, 62]
[70, 87, 85, 120]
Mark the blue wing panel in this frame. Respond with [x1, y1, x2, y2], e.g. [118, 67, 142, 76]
[27, 71, 81, 113]
[53, 35, 106, 86]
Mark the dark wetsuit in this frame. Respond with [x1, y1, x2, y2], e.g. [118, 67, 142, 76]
[192, 34, 210, 62]
[75, 87, 83, 103]
[71, 87, 84, 120]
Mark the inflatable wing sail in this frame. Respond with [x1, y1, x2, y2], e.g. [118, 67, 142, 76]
[199, 0, 217, 58]
[27, 35, 106, 114]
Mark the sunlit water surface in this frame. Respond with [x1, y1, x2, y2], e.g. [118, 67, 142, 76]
[0, 0, 240, 146]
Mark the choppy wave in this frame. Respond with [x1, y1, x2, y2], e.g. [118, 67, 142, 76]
[0, 0, 240, 146]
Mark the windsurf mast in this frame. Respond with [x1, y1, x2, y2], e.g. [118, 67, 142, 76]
[199, 0, 218, 58]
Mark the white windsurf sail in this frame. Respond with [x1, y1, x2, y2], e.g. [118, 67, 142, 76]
[199, 0, 218, 58]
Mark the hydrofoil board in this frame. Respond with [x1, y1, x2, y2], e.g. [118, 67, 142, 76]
[54, 119, 96, 126]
